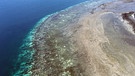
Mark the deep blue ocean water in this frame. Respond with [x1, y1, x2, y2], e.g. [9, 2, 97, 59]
[0, 0, 88, 76]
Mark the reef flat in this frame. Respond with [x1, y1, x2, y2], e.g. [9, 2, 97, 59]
[13, 0, 135, 76]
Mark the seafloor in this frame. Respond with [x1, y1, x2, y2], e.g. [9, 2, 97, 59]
[13, 0, 135, 76]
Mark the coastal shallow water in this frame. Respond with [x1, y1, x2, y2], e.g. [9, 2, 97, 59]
[13, 0, 135, 76]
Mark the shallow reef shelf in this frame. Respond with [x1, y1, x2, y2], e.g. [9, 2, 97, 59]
[11, 0, 133, 76]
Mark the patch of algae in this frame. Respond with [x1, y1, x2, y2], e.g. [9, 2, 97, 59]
[31, 27, 83, 76]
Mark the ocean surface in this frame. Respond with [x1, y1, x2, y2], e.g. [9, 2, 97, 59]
[0, 0, 88, 76]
